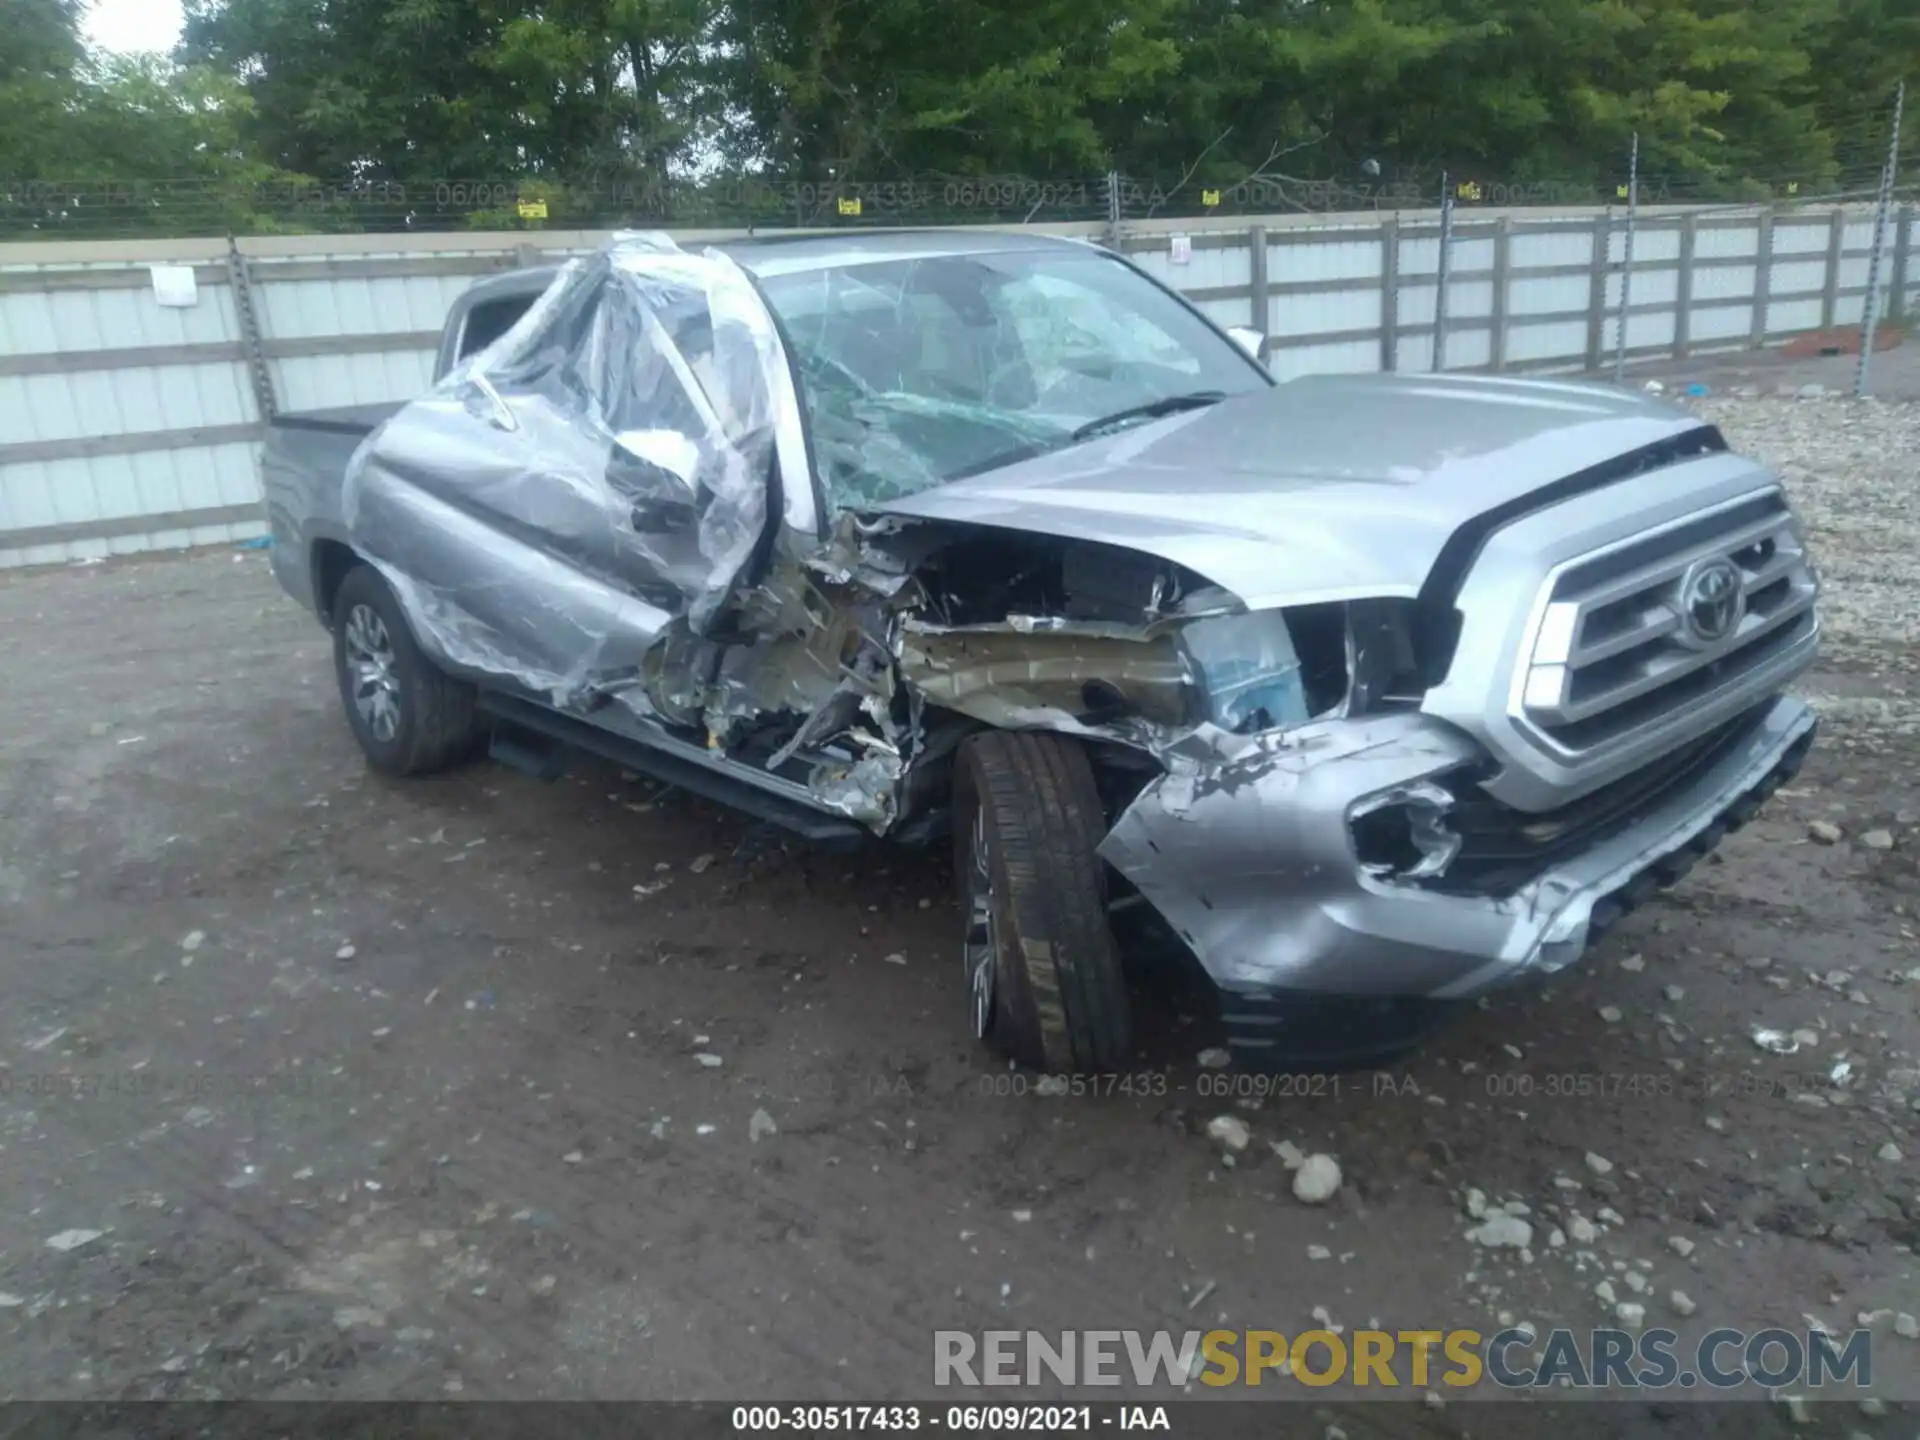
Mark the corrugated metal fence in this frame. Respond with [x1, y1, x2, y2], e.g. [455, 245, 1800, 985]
[2, 204, 1915, 568]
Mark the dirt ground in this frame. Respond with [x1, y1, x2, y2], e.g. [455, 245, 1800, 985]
[1, 390, 1915, 1434]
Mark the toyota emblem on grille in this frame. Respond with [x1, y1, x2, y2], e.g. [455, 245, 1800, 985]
[1679, 557, 1745, 645]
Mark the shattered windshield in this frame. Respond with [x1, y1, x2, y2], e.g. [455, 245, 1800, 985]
[755, 249, 1269, 511]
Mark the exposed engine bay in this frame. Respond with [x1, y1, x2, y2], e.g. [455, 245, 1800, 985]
[633, 514, 1452, 836]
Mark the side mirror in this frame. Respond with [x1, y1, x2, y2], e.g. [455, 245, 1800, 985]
[1227, 326, 1267, 363]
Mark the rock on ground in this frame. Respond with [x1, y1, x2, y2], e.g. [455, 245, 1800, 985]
[1292, 1155, 1342, 1204]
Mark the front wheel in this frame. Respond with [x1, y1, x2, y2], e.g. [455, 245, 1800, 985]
[953, 731, 1133, 1073]
[331, 564, 484, 776]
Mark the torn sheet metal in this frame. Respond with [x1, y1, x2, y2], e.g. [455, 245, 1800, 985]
[341, 232, 806, 707]
[808, 749, 905, 829]
[1097, 714, 1495, 996]
[898, 619, 1193, 730]
[1099, 694, 1818, 1001]
[1349, 779, 1462, 880]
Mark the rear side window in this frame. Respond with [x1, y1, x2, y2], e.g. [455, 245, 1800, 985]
[459, 295, 539, 360]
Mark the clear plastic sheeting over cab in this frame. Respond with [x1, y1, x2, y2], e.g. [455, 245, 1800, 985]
[340, 232, 808, 708]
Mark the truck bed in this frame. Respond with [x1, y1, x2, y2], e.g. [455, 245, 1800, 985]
[260, 402, 406, 618]
[271, 401, 406, 438]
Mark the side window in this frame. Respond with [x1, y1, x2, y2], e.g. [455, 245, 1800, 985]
[457, 295, 537, 361]
[485, 275, 603, 405]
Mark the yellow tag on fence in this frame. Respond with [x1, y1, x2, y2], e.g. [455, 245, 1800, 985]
[837, 196, 863, 216]
[516, 199, 548, 220]
[1201, 189, 1221, 208]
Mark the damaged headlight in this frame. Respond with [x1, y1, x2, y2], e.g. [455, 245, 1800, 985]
[1178, 610, 1310, 733]
[1349, 781, 1462, 882]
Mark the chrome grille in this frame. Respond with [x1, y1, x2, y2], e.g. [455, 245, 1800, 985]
[1518, 491, 1817, 752]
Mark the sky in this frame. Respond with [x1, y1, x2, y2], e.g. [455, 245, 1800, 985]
[85, 0, 187, 55]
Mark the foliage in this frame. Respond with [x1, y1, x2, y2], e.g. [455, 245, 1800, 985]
[1808, 0, 1920, 181]
[710, 0, 1184, 176]
[1, 0, 1914, 235]
[0, 1, 310, 234]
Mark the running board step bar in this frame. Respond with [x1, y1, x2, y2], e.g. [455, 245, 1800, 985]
[488, 724, 571, 782]
[477, 691, 870, 849]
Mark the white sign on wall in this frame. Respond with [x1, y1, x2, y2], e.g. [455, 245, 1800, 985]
[149, 264, 199, 307]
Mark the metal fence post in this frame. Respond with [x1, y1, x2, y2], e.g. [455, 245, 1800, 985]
[1432, 173, 1454, 371]
[1894, 202, 1915, 324]
[224, 236, 276, 423]
[1380, 218, 1400, 373]
[1821, 207, 1845, 331]
[1856, 78, 1904, 398]
[1490, 216, 1512, 371]
[1673, 212, 1697, 359]
[1585, 209, 1612, 370]
[1613, 132, 1639, 383]
[1103, 170, 1123, 249]
[1248, 223, 1269, 351]
[1750, 209, 1775, 348]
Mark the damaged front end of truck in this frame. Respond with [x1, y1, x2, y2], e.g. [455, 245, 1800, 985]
[341, 235, 1453, 932]
[334, 230, 1820, 1069]
[721, 509, 1465, 835]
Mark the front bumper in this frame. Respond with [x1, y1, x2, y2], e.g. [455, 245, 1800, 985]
[1098, 695, 1816, 1014]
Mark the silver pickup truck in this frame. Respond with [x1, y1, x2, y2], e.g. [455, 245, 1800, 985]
[263, 229, 1821, 1072]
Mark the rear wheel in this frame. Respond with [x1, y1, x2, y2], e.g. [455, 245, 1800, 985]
[953, 731, 1133, 1073]
[331, 564, 484, 776]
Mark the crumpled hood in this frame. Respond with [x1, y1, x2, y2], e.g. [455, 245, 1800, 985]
[873, 373, 1712, 608]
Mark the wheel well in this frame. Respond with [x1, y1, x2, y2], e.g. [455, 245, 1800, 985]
[311, 539, 360, 625]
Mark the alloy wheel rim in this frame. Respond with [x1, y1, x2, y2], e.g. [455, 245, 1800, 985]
[962, 805, 997, 1039]
[344, 603, 402, 743]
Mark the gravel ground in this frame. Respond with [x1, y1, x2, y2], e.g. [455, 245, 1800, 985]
[0, 387, 1915, 1433]
[1697, 394, 1920, 759]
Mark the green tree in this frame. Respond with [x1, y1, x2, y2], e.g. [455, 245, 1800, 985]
[180, 0, 527, 179]
[1807, 0, 1920, 188]
[180, 0, 715, 208]
[484, 0, 712, 182]
[711, 0, 1183, 177]
[17, 0, 1915, 235]
[0, 0, 89, 179]
[0, 0, 311, 235]
[1110, 0, 1840, 199]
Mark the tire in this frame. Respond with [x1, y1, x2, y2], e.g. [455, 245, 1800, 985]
[953, 731, 1133, 1074]
[331, 564, 484, 777]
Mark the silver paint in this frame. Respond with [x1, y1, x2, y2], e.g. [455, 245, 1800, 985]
[266, 229, 1824, 1010]
[1099, 697, 1816, 1000]
[874, 371, 1710, 609]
